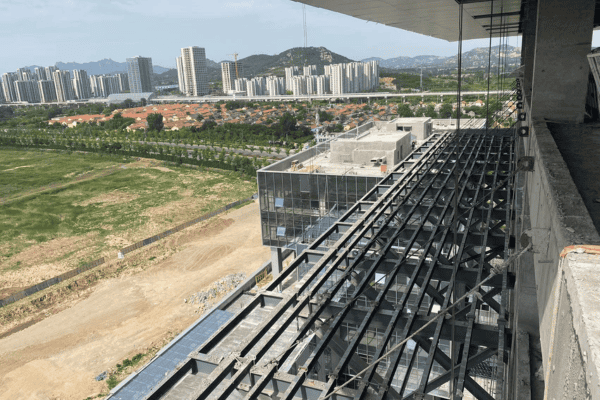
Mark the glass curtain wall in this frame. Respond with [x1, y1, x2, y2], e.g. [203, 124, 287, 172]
[258, 171, 381, 248]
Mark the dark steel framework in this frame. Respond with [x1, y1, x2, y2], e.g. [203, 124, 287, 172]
[145, 82, 520, 399]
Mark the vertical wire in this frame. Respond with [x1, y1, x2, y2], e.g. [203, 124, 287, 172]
[485, 0, 495, 134]
[451, 2, 464, 398]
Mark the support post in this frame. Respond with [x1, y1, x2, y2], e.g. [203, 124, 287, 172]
[271, 247, 283, 278]
[530, 0, 595, 123]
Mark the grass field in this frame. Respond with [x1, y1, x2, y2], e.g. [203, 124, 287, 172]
[0, 148, 257, 295]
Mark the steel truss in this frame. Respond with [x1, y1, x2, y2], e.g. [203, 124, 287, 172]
[146, 123, 519, 400]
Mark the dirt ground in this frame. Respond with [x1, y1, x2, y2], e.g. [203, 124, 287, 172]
[0, 201, 270, 400]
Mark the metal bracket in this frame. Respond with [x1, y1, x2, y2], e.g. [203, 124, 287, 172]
[518, 157, 535, 171]
[518, 126, 529, 137]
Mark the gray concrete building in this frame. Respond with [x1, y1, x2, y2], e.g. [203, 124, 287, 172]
[115, 73, 129, 93]
[53, 70, 76, 102]
[126, 56, 153, 93]
[72, 70, 92, 100]
[178, 47, 208, 96]
[14, 80, 40, 103]
[38, 80, 57, 103]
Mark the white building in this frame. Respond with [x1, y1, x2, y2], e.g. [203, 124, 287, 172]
[325, 60, 379, 94]
[221, 61, 244, 94]
[234, 78, 248, 93]
[176, 56, 186, 94]
[178, 46, 209, 96]
[285, 66, 300, 92]
[72, 70, 92, 100]
[1, 72, 18, 102]
[38, 80, 57, 103]
[53, 70, 76, 102]
[303, 65, 317, 76]
[330, 64, 345, 95]
[291, 76, 306, 96]
[316, 75, 330, 95]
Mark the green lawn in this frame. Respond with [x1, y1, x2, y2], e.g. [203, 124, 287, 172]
[0, 148, 256, 270]
[0, 149, 132, 199]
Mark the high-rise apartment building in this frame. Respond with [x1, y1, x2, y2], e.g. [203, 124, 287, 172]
[72, 70, 92, 100]
[0, 82, 5, 103]
[234, 78, 248, 93]
[329, 64, 346, 95]
[178, 47, 208, 96]
[316, 75, 330, 95]
[221, 61, 244, 94]
[38, 80, 57, 103]
[53, 70, 76, 102]
[303, 65, 317, 76]
[325, 61, 379, 94]
[115, 73, 129, 92]
[1, 72, 18, 102]
[35, 67, 48, 81]
[176, 56, 185, 93]
[291, 76, 307, 96]
[285, 66, 300, 92]
[96, 75, 121, 98]
[126, 56, 154, 93]
[14, 80, 40, 103]
[45, 66, 57, 83]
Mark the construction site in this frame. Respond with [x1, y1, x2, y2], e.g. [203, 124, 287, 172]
[100, 0, 600, 399]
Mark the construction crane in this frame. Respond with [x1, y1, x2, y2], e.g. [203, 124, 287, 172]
[227, 53, 240, 79]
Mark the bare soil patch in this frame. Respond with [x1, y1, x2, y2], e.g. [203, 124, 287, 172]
[0, 201, 269, 400]
[2, 165, 33, 172]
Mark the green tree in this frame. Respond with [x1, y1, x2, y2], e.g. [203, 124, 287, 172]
[424, 105, 438, 119]
[397, 103, 415, 118]
[439, 103, 453, 119]
[147, 113, 164, 132]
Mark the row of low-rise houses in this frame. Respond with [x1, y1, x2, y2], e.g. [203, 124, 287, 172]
[0, 56, 154, 104]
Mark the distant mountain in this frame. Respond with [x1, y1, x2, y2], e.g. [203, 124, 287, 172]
[363, 45, 521, 70]
[233, 46, 354, 78]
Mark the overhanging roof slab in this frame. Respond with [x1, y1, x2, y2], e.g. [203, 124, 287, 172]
[293, 0, 524, 41]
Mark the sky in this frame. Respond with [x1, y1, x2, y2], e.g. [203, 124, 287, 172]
[1, 0, 599, 74]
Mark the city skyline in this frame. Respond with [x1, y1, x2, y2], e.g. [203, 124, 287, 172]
[1, 0, 559, 74]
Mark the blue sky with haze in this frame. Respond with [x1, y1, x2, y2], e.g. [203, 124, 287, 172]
[2, 0, 598, 74]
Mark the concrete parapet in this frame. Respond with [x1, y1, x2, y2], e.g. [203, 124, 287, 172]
[520, 119, 600, 397]
[545, 250, 600, 398]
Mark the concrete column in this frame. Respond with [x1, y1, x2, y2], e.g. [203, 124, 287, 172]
[521, 0, 537, 96]
[530, 0, 595, 123]
[270, 246, 282, 278]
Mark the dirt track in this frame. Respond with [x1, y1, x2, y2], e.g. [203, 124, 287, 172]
[0, 201, 270, 400]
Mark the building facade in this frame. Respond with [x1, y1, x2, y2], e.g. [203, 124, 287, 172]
[127, 56, 154, 93]
[178, 47, 208, 96]
[221, 61, 244, 94]
[14, 80, 40, 103]
[72, 70, 92, 100]
[38, 80, 57, 103]
[1, 72, 18, 102]
[53, 70, 76, 102]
